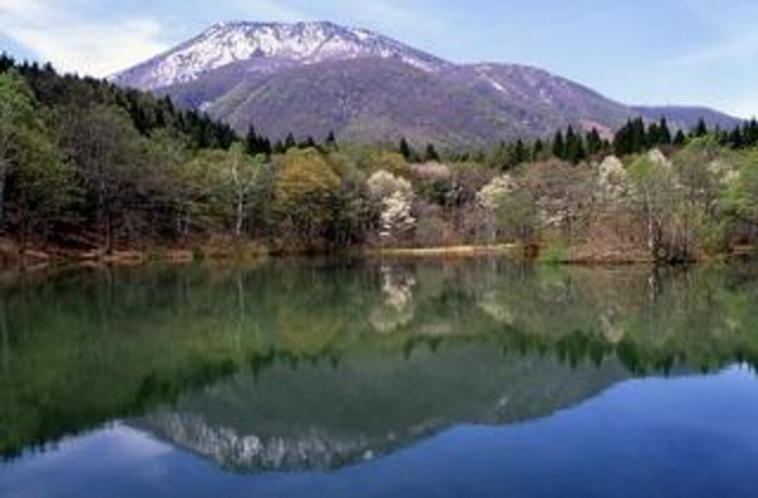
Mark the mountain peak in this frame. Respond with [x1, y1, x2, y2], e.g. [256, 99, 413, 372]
[114, 20, 449, 90]
[112, 20, 741, 147]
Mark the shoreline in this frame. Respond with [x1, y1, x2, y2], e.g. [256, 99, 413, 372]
[364, 244, 519, 258]
[3, 240, 751, 273]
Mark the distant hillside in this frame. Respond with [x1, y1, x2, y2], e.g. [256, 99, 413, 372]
[113, 21, 741, 146]
[633, 105, 743, 131]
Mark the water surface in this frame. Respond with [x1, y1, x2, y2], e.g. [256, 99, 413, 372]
[1, 260, 758, 497]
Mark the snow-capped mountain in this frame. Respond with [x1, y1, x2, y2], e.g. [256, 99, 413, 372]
[114, 21, 449, 90]
[133, 345, 629, 473]
[113, 21, 741, 146]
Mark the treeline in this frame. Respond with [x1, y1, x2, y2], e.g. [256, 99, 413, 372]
[2, 54, 758, 263]
[0, 54, 237, 150]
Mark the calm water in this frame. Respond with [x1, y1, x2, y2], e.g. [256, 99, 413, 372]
[2, 260, 758, 497]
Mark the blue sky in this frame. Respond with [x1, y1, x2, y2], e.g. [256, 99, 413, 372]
[1, 0, 756, 117]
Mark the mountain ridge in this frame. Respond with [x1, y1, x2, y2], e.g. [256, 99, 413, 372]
[114, 21, 449, 90]
[113, 21, 742, 146]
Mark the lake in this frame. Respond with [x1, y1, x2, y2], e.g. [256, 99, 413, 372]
[1, 259, 758, 498]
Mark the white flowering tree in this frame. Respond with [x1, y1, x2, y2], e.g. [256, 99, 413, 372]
[367, 170, 416, 242]
[476, 174, 516, 242]
[597, 155, 629, 202]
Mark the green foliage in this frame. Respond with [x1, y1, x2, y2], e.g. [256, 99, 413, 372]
[361, 149, 410, 177]
[722, 149, 758, 227]
[0, 70, 35, 128]
[275, 148, 342, 246]
[536, 241, 569, 265]
[0, 53, 757, 258]
[6, 127, 76, 244]
[0, 70, 40, 228]
[495, 188, 538, 243]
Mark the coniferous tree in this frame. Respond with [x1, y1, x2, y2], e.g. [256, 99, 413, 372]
[614, 118, 648, 156]
[532, 139, 545, 161]
[273, 140, 286, 154]
[301, 136, 317, 149]
[673, 129, 687, 146]
[399, 137, 412, 160]
[425, 143, 440, 162]
[245, 124, 260, 154]
[694, 118, 708, 138]
[564, 126, 586, 164]
[284, 133, 297, 150]
[613, 122, 631, 157]
[727, 127, 744, 149]
[514, 139, 529, 165]
[744, 119, 758, 147]
[658, 117, 672, 145]
[586, 129, 603, 156]
[325, 131, 337, 151]
[552, 130, 566, 159]
[631, 118, 647, 152]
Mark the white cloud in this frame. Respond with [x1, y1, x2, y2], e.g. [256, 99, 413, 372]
[0, 0, 169, 77]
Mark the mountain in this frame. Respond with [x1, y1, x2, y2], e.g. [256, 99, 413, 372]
[113, 21, 741, 147]
[633, 105, 743, 131]
[135, 344, 629, 472]
[115, 21, 449, 90]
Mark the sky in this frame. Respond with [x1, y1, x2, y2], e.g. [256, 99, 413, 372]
[0, 0, 756, 117]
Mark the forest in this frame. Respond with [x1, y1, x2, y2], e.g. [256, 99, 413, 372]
[2, 54, 758, 264]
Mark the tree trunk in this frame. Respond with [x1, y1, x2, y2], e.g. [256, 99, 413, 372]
[643, 191, 657, 256]
[235, 193, 244, 238]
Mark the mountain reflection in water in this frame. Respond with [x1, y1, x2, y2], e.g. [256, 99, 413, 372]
[2, 259, 758, 472]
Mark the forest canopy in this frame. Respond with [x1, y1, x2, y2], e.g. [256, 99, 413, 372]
[1, 54, 758, 263]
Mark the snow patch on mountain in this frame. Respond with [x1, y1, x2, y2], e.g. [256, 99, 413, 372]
[114, 21, 449, 90]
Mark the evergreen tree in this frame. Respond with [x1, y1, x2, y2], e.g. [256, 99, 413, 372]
[302, 136, 317, 149]
[552, 130, 566, 159]
[425, 143, 440, 162]
[658, 117, 672, 145]
[532, 139, 545, 161]
[613, 118, 647, 156]
[694, 118, 708, 138]
[284, 133, 297, 150]
[273, 140, 286, 154]
[513, 139, 529, 165]
[744, 119, 758, 147]
[325, 131, 337, 151]
[398, 137, 412, 160]
[630, 118, 647, 152]
[245, 124, 261, 155]
[565, 126, 586, 164]
[673, 129, 687, 146]
[586, 129, 603, 156]
[727, 127, 744, 149]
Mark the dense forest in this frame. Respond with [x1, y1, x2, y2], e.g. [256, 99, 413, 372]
[2, 54, 758, 264]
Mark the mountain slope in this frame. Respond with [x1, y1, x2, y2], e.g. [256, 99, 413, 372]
[445, 64, 632, 135]
[113, 21, 741, 146]
[193, 58, 533, 146]
[633, 105, 742, 131]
